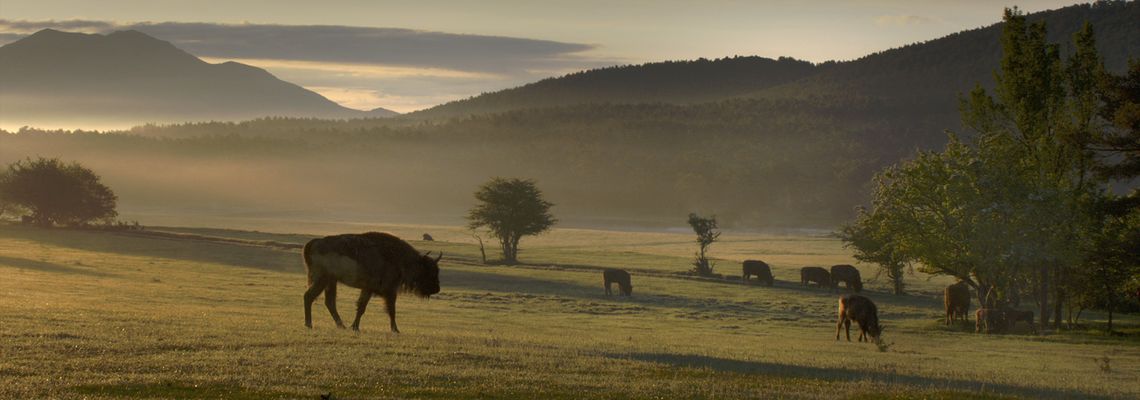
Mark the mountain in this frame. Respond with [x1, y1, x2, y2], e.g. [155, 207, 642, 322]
[410, 1, 1139, 124]
[0, 29, 397, 129]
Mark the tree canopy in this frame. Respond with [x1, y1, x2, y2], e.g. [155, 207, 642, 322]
[467, 178, 556, 264]
[0, 157, 117, 226]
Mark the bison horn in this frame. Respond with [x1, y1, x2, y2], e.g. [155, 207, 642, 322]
[435, 252, 443, 263]
[424, 251, 432, 257]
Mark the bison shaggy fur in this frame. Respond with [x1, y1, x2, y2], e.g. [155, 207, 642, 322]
[302, 232, 441, 333]
[836, 294, 883, 342]
[944, 281, 971, 325]
[829, 264, 862, 292]
[742, 260, 774, 286]
[801, 266, 831, 288]
[604, 268, 632, 296]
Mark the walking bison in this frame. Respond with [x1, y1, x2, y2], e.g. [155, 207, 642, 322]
[835, 294, 882, 343]
[302, 232, 442, 333]
[800, 266, 831, 288]
[944, 281, 971, 326]
[604, 268, 632, 296]
[742, 260, 774, 286]
[829, 264, 862, 292]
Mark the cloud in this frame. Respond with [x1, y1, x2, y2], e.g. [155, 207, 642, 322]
[0, 19, 621, 112]
[0, 19, 610, 74]
[874, 15, 934, 27]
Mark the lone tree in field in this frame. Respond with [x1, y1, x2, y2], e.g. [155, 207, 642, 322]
[687, 213, 720, 276]
[467, 178, 556, 264]
[0, 157, 117, 226]
[839, 206, 910, 295]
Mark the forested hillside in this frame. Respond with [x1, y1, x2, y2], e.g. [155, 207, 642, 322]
[2, 2, 1137, 228]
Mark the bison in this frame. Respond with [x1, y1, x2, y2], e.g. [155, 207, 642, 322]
[303, 232, 441, 333]
[1004, 309, 1036, 333]
[830, 264, 862, 292]
[604, 268, 632, 296]
[421, 233, 434, 241]
[801, 266, 831, 288]
[742, 260, 774, 286]
[975, 308, 1008, 334]
[944, 281, 971, 325]
[836, 294, 883, 342]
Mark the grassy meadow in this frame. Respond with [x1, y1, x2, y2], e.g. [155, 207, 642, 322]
[1, 222, 1138, 399]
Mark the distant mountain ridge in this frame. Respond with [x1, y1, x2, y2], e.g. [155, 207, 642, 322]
[410, 1, 1139, 121]
[0, 29, 397, 128]
[412, 56, 817, 118]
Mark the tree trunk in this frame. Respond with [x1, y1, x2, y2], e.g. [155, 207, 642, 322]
[1107, 296, 1115, 333]
[1053, 265, 1064, 330]
[476, 236, 487, 264]
[1038, 266, 1049, 333]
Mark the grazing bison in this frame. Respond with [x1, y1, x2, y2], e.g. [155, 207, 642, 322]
[835, 294, 882, 342]
[975, 308, 1008, 334]
[742, 260, 774, 286]
[800, 266, 831, 288]
[944, 281, 971, 325]
[1004, 309, 1036, 333]
[421, 233, 434, 241]
[303, 232, 442, 333]
[830, 264, 862, 292]
[604, 268, 632, 296]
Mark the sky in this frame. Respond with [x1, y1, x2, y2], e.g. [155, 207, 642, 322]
[0, 0, 1081, 113]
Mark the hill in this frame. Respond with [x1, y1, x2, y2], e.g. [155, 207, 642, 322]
[412, 56, 817, 118]
[411, 1, 1139, 124]
[0, 29, 398, 129]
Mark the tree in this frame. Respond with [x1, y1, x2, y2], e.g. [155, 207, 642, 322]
[687, 213, 720, 276]
[0, 157, 117, 226]
[959, 11, 1107, 330]
[845, 10, 1112, 326]
[1069, 203, 1140, 332]
[466, 178, 556, 264]
[839, 206, 910, 295]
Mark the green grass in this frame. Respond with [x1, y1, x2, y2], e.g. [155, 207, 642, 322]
[0, 224, 1137, 399]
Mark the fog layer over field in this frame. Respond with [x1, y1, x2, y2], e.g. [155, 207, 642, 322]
[0, 114, 883, 229]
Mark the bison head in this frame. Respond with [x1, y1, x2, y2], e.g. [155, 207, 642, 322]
[410, 251, 442, 298]
[868, 322, 883, 340]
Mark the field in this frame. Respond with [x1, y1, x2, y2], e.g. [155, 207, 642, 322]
[1, 222, 1138, 399]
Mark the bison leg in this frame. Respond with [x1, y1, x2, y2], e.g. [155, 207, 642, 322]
[350, 289, 373, 332]
[324, 281, 346, 329]
[836, 315, 848, 341]
[384, 292, 399, 333]
[303, 276, 330, 328]
[604, 280, 611, 296]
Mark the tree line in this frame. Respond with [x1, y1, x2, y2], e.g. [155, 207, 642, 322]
[841, 9, 1140, 332]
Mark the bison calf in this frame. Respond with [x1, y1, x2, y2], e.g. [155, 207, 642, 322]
[830, 264, 862, 292]
[604, 268, 632, 296]
[944, 281, 971, 326]
[975, 308, 1007, 334]
[836, 294, 882, 343]
[742, 260, 774, 286]
[801, 266, 831, 288]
